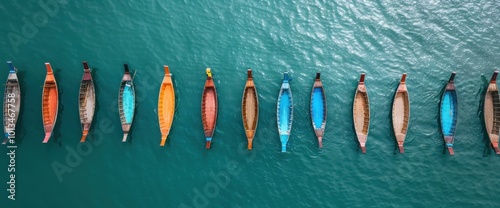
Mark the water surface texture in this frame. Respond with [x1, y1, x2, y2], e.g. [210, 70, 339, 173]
[1, 0, 500, 207]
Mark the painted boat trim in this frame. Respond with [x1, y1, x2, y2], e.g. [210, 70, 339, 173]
[79, 61, 95, 142]
[310, 72, 326, 148]
[439, 72, 457, 155]
[277, 72, 293, 152]
[242, 69, 259, 150]
[2, 61, 21, 145]
[353, 73, 370, 153]
[158, 65, 175, 146]
[42, 63, 59, 143]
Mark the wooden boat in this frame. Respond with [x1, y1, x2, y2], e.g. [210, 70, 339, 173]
[277, 72, 293, 152]
[391, 73, 410, 153]
[79, 61, 95, 142]
[353, 73, 370, 153]
[42, 63, 59, 143]
[242, 69, 259, 150]
[158, 65, 175, 146]
[2, 61, 21, 144]
[201, 68, 218, 149]
[118, 64, 135, 142]
[439, 72, 457, 155]
[484, 71, 500, 154]
[310, 72, 326, 148]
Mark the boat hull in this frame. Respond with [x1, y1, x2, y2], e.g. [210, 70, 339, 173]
[439, 73, 457, 155]
[158, 66, 175, 146]
[42, 63, 59, 143]
[310, 72, 326, 148]
[484, 71, 500, 154]
[391, 73, 410, 153]
[202, 68, 218, 149]
[353, 73, 370, 153]
[242, 69, 258, 150]
[2, 61, 21, 144]
[277, 72, 293, 152]
[79, 61, 95, 142]
[118, 64, 135, 142]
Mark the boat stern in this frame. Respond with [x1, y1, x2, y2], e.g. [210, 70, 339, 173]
[122, 133, 128, 142]
[398, 141, 404, 153]
[160, 134, 168, 146]
[492, 142, 500, 154]
[42, 133, 51, 143]
[2, 133, 9, 144]
[317, 137, 323, 148]
[360, 142, 366, 153]
[280, 134, 289, 152]
[206, 137, 212, 149]
[80, 131, 88, 142]
[446, 143, 454, 155]
[247, 138, 253, 150]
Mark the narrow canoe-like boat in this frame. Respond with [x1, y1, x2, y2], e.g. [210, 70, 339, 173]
[79, 61, 95, 142]
[2, 61, 21, 145]
[158, 65, 175, 146]
[353, 73, 370, 153]
[242, 69, 259, 150]
[392, 73, 410, 153]
[201, 68, 218, 149]
[277, 72, 293, 152]
[310, 72, 326, 148]
[42, 63, 59, 143]
[118, 64, 135, 142]
[484, 71, 500, 154]
[439, 72, 457, 155]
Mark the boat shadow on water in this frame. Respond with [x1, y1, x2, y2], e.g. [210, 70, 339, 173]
[50, 68, 64, 146]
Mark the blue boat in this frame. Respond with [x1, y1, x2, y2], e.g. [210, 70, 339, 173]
[310, 72, 326, 148]
[118, 64, 136, 142]
[277, 72, 293, 152]
[439, 72, 458, 155]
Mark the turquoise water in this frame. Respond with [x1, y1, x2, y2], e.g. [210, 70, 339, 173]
[1, 0, 500, 207]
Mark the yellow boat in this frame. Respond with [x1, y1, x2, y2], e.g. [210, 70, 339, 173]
[157, 66, 175, 146]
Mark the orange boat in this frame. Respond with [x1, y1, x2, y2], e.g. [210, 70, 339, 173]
[158, 65, 175, 146]
[241, 69, 259, 150]
[42, 63, 59, 143]
[201, 68, 218, 149]
[79, 61, 95, 142]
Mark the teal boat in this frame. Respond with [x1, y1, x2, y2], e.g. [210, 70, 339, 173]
[118, 64, 135, 142]
[2, 61, 21, 144]
[277, 72, 293, 152]
[439, 72, 457, 155]
[310, 72, 326, 148]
